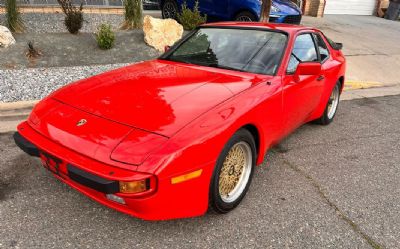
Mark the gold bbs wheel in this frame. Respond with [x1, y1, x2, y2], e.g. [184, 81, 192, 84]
[218, 141, 253, 203]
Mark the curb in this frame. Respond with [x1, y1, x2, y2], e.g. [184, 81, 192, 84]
[344, 81, 383, 91]
[0, 100, 38, 112]
[341, 83, 400, 101]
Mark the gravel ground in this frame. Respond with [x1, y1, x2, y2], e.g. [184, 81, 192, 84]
[0, 13, 124, 33]
[0, 63, 129, 102]
[0, 12, 161, 103]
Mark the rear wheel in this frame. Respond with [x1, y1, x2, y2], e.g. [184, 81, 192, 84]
[235, 11, 258, 22]
[162, 0, 178, 19]
[315, 81, 341, 125]
[209, 129, 256, 213]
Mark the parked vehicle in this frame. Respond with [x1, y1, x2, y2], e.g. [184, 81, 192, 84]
[161, 0, 303, 24]
[15, 22, 345, 220]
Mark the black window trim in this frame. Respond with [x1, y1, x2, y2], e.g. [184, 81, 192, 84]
[312, 32, 330, 64]
[285, 31, 320, 75]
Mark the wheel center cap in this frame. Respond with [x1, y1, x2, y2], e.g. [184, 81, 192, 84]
[228, 165, 236, 176]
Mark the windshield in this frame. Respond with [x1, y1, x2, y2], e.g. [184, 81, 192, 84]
[163, 28, 287, 75]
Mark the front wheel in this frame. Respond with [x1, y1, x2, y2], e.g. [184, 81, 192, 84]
[315, 81, 341, 125]
[162, 0, 178, 19]
[235, 11, 258, 22]
[209, 129, 256, 213]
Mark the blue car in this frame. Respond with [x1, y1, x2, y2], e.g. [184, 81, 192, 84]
[161, 0, 302, 24]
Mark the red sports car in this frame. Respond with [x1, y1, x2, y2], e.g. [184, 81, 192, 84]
[14, 22, 345, 220]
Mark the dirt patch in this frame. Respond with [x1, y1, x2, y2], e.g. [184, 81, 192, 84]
[0, 30, 161, 69]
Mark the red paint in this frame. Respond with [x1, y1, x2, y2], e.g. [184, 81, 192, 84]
[17, 23, 345, 220]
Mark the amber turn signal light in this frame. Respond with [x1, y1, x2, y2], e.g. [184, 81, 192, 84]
[119, 180, 148, 194]
[171, 169, 203, 184]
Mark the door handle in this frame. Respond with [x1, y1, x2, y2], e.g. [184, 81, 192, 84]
[317, 75, 325, 81]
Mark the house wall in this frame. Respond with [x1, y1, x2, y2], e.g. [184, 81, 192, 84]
[303, 0, 326, 17]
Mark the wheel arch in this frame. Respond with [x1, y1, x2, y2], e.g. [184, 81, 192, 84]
[160, 0, 177, 9]
[309, 76, 343, 122]
[240, 123, 265, 165]
[338, 75, 345, 93]
[232, 8, 260, 21]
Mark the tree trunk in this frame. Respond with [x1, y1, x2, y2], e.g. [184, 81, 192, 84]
[260, 0, 272, 22]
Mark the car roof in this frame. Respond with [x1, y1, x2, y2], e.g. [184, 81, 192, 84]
[201, 22, 318, 34]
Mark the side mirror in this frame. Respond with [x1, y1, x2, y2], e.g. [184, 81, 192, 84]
[164, 46, 171, 52]
[294, 62, 321, 82]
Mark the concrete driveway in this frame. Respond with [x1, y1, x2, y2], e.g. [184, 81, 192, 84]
[1, 95, 399, 248]
[303, 15, 400, 86]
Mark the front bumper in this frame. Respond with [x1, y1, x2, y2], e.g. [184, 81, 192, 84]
[269, 14, 302, 24]
[14, 131, 120, 194]
[14, 121, 212, 220]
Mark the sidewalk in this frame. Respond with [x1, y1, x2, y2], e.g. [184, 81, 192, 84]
[302, 15, 400, 87]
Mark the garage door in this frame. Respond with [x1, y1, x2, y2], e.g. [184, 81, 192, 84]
[324, 0, 376, 15]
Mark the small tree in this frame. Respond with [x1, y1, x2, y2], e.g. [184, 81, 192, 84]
[121, 0, 143, 29]
[96, 24, 115, 50]
[5, 0, 25, 33]
[177, 1, 207, 31]
[57, 0, 84, 34]
[260, 0, 272, 23]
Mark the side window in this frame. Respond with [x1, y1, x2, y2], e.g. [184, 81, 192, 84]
[287, 34, 318, 74]
[314, 33, 330, 62]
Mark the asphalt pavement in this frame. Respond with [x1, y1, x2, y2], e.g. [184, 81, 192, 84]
[1, 95, 399, 248]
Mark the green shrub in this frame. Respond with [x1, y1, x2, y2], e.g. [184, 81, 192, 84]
[96, 24, 115, 50]
[121, 0, 143, 29]
[177, 1, 207, 31]
[5, 0, 25, 33]
[57, 0, 84, 34]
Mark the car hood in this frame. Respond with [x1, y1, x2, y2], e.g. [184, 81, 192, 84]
[50, 60, 261, 137]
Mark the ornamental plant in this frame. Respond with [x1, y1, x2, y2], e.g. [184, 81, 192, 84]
[5, 0, 25, 33]
[96, 24, 115, 50]
[121, 0, 143, 29]
[177, 1, 207, 31]
[57, 0, 84, 34]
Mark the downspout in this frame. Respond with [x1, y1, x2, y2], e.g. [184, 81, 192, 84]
[321, 0, 327, 17]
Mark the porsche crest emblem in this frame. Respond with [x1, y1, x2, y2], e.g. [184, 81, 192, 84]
[76, 119, 87, 127]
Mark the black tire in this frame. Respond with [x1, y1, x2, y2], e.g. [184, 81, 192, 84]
[315, 81, 342, 125]
[162, 0, 179, 20]
[235, 11, 258, 22]
[209, 129, 256, 213]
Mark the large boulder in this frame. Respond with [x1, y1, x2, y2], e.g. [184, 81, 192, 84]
[0, 26, 16, 48]
[143, 15, 183, 52]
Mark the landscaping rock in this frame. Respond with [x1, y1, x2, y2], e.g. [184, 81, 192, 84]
[0, 26, 16, 48]
[143, 15, 183, 52]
